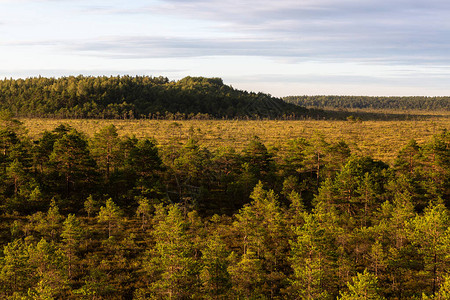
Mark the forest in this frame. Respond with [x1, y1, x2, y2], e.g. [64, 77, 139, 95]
[0, 76, 307, 119]
[284, 95, 450, 112]
[2, 76, 448, 124]
[0, 110, 449, 299]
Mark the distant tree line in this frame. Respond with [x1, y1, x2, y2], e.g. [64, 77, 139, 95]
[284, 95, 450, 111]
[0, 75, 308, 119]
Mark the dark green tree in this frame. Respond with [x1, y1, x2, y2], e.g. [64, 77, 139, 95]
[91, 124, 121, 181]
[49, 129, 98, 198]
[126, 138, 164, 197]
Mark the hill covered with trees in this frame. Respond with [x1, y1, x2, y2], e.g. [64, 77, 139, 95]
[0, 76, 308, 119]
[284, 95, 450, 111]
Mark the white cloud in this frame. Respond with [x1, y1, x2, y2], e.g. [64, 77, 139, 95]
[60, 0, 439, 68]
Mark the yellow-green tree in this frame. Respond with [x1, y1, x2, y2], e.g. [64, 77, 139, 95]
[408, 202, 449, 296]
[338, 269, 386, 300]
[144, 204, 200, 299]
[98, 198, 123, 238]
[61, 214, 83, 279]
[232, 182, 289, 297]
[289, 212, 333, 299]
[200, 233, 231, 299]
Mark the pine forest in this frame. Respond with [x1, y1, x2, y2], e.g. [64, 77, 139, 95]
[0, 77, 448, 299]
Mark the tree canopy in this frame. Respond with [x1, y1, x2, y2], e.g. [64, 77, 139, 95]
[0, 76, 307, 119]
[0, 117, 448, 299]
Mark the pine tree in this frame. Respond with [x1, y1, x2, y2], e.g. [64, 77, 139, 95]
[61, 214, 83, 279]
[289, 213, 333, 299]
[232, 182, 289, 297]
[6, 159, 26, 197]
[0, 239, 32, 297]
[338, 269, 386, 300]
[303, 133, 330, 187]
[227, 250, 265, 299]
[373, 188, 417, 298]
[49, 129, 97, 198]
[368, 241, 387, 278]
[422, 275, 450, 300]
[91, 124, 121, 181]
[408, 202, 449, 296]
[242, 136, 275, 183]
[84, 194, 97, 218]
[46, 198, 63, 241]
[394, 139, 422, 175]
[27, 238, 68, 299]
[97, 198, 122, 238]
[127, 138, 164, 196]
[286, 190, 306, 227]
[135, 196, 153, 230]
[200, 233, 231, 299]
[144, 204, 200, 299]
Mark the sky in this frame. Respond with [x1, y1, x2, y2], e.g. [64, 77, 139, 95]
[1, 0, 450, 97]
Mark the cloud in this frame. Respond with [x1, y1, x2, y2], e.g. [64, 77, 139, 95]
[71, 36, 293, 58]
[10, 0, 444, 66]
[135, 0, 450, 65]
[54, 33, 448, 66]
[8, 33, 448, 66]
[152, 0, 448, 27]
[7, 0, 450, 66]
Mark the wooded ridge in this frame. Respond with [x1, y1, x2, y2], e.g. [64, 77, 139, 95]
[0, 76, 307, 119]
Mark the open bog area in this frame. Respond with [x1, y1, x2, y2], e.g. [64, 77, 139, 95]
[21, 115, 449, 165]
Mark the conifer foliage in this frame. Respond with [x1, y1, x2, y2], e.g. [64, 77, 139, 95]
[0, 116, 448, 299]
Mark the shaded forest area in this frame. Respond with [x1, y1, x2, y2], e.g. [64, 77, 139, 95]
[2, 75, 447, 122]
[0, 76, 307, 119]
[0, 113, 449, 299]
[284, 95, 450, 112]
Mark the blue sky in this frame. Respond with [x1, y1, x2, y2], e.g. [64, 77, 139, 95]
[1, 0, 450, 96]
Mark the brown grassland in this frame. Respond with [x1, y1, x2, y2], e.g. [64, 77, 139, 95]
[20, 113, 449, 165]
